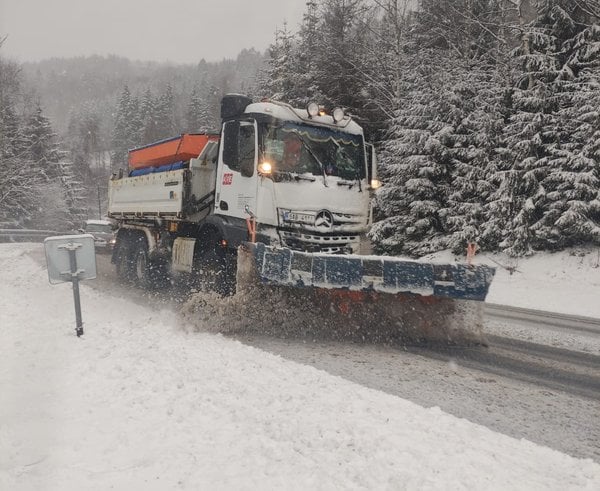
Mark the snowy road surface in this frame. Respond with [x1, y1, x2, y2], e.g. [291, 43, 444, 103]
[2, 243, 600, 489]
[90, 249, 600, 460]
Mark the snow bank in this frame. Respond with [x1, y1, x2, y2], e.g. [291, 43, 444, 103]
[1, 243, 599, 490]
[420, 247, 600, 318]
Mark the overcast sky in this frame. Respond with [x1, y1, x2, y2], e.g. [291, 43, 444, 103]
[0, 0, 306, 63]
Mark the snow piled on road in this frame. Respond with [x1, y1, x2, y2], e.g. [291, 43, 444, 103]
[1, 243, 599, 490]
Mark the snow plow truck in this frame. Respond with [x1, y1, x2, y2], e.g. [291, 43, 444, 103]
[108, 94, 495, 343]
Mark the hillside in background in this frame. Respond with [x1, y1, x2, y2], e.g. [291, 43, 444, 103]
[21, 50, 265, 135]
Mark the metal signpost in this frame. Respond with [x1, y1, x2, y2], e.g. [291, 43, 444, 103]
[44, 234, 97, 337]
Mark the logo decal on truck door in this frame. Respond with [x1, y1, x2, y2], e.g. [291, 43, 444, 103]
[222, 173, 233, 185]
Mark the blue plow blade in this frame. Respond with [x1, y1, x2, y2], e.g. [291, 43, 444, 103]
[245, 242, 495, 302]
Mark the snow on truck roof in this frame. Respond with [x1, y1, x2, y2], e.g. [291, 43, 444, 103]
[245, 102, 364, 136]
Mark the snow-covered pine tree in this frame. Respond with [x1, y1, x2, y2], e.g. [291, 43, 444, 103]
[370, 0, 507, 256]
[0, 129, 43, 225]
[528, 6, 600, 248]
[139, 88, 160, 145]
[56, 158, 87, 229]
[0, 103, 23, 159]
[11, 98, 86, 229]
[155, 84, 176, 140]
[186, 84, 215, 133]
[289, 0, 326, 106]
[357, 1, 412, 126]
[445, 61, 504, 254]
[23, 102, 61, 180]
[67, 102, 104, 181]
[410, 1, 508, 254]
[499, 0, 600, 254]
[369, 51, 456, 257]
[0, 55, 41, 224]
[111, 85, 139, 169]
[261, 22, 298, 101]
[312, 0, 369, 116]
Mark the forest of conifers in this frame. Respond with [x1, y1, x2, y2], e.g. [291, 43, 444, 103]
[1, 0, 600, 257]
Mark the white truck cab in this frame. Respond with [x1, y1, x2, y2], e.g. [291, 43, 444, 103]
[214, 95, 376, 254]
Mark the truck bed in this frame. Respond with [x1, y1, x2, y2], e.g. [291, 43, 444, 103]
[109, 169, 187, 217]
[108, 158, 217, 220]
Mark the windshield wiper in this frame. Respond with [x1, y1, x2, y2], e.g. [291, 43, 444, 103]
[292, 173, 316, 182]
[337, 180, 356, 189]
[333, 140, 362, 192]
[272, 168, 316, 182]
[294, 133, 329, 187]
[354, 170, 363, 192]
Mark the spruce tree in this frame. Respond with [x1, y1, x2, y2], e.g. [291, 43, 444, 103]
[139, 88, 160, 145]
[23, 102, 61, 180]
[369, 51, 455, 257]
[445, 62, 504, 254]
[263, 23, 298, 101]
[291, 1, 326, 106]
[112, 85, 139, 169]
[155, 84, 176, 139]
[499, 0, 600, 254]
[186, 85, 215, 133]
[530, 10, 600, 248]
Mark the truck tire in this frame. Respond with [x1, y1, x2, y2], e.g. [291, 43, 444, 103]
[115, 240, 135, 282]
[134, 240, 152, 289]
[195, 234, 232, 296]
[133, 236, 170, 290]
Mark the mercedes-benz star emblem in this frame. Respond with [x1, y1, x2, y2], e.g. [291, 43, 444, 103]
[314, 210, 334, 230]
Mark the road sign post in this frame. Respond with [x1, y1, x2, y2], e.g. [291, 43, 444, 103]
[44, 235, 97, 337]
[63, 242, 84, 336]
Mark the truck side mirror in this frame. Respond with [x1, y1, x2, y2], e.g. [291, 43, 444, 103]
[222, 121, 240, 169]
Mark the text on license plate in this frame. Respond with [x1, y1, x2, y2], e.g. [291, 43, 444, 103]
[287, 212, 313, 223]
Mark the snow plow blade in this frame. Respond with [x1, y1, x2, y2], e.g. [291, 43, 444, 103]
[233, 243, 496, 345]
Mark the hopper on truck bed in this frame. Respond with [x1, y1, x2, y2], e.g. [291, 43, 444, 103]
[128, 134, 219, 170]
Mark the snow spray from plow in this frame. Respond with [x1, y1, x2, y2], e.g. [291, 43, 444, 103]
[185, 243, 495, 345]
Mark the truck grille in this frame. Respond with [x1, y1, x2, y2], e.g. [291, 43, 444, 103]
[280, 230, 360, 254]
[278, 208, 365, 253]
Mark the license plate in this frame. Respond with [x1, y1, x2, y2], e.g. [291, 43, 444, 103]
[286, 212, 314, 224]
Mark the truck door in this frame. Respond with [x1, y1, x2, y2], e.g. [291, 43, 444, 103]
[215, 119, 258, 220]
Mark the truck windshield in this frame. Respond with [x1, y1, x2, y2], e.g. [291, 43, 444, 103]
[262, 123, 366, 180]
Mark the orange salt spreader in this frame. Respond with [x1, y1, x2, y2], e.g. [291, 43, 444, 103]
[128, 134, 219, 170]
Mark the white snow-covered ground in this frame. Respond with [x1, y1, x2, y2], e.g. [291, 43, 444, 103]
[1, 243, 600, 490]
[422, 247, 600, 318]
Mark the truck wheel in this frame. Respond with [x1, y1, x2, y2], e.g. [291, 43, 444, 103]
[196, 239, 231, 296]
[115, 241, 135, 282]
[134, 240, 152, 289]
[133, 237, 170, 289]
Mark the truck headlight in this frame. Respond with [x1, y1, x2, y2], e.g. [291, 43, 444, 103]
[370, 179, 382, 190]
[258, 161, 273, 175]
